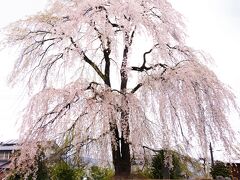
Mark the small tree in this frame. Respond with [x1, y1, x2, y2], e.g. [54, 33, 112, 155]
[2, 0, 240, 177]
[210, 161, 231, 179]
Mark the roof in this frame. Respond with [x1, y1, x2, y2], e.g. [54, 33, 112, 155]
[0, 145, 19, 151]
[0, 140, 19, 151]
[0, 161, 10, 170]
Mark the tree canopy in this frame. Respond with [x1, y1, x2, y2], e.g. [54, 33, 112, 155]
[3, 0, 240, 177]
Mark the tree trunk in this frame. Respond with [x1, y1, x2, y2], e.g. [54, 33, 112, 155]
[112, 141, 131, 177]
[111, 98, 131, 178]
[113, 142, 131, 178]
[112, 31, 131, 178]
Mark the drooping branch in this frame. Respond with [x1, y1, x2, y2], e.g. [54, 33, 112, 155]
[142, 145, 161, 153]
[96, 5, 123, 30]
[168, 96, 189, 144]
[131, 83, 143, 94]
[58, 130, 111, 160]
[43, 53, 63, 89]
[132, 43, 192, 73]
[131, 44, 168, 72]
[166, 44, 191, 57]
[15, 36, 64, 89]
[70, 37, 106, 82]
[76, 130, 111, 148]
[33, 93, 80, 130]
[64, 112, 88, 136]
[89, 22, 112, 87]
[84, 5, 123, 30]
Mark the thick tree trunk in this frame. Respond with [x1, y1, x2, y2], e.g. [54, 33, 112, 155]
[119, 134, 131, 175]
[113, 143, 131, 178]
[111, 103, 131, 178]
[111, 31, 132, 178]
[112, 136, 131, 177]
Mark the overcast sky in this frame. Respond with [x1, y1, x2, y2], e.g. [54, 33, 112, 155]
[0, 1, 239, 159]
[0, 0, 49, 141]
[171, 0, 240, 134]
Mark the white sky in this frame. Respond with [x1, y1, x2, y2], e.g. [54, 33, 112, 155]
[170, 0, 240, 135]
[0, 0, 239, 159]
[0, 0, 49, 141]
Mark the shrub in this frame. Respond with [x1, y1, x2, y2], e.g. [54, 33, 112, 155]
[151, 149, 185, 179]
[210, 161, 231, 179]
[90, 166, 114, 180]
[135, 167, 153, 179]
[50, 161, 85, 180]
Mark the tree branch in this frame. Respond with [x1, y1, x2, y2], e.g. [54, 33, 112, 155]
[142, 145, 161, 153]
[120, 32, 130, 92]
[102, 37, 111, 87]
[70, 37, 106, 82]
[131, 44, 168, 72]
[90, 24, 112, 87]
[43, 53, 63, 89]
[131, 83, 143, 94]
[166, 44, 190, 57]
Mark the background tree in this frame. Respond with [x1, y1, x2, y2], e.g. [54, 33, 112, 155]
[2, 0, 240, 177]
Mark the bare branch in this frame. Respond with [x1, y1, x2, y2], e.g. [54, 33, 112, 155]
[131, 44, 169, 72]
[131, 83, 143, 94]
[70, 37, 106, 82]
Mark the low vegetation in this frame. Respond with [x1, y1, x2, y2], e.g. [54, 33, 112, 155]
[7, 147, 207, 180]
[210, 161, 231, 179]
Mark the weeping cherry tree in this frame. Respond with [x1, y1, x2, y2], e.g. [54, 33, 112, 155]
[3, 0, 240, 177]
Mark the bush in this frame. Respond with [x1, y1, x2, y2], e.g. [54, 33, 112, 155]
[151, 149, 185, 179]
[210, 161, 231, 179]
[50, 161, 85, 180]
[135, 167, 153, 179]
[90, 166, 114, 180]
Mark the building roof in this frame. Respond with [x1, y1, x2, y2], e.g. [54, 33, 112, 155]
[0, 161, 10, 170]
[0, 140, 19, 151]
[0, 145, 19, 151]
